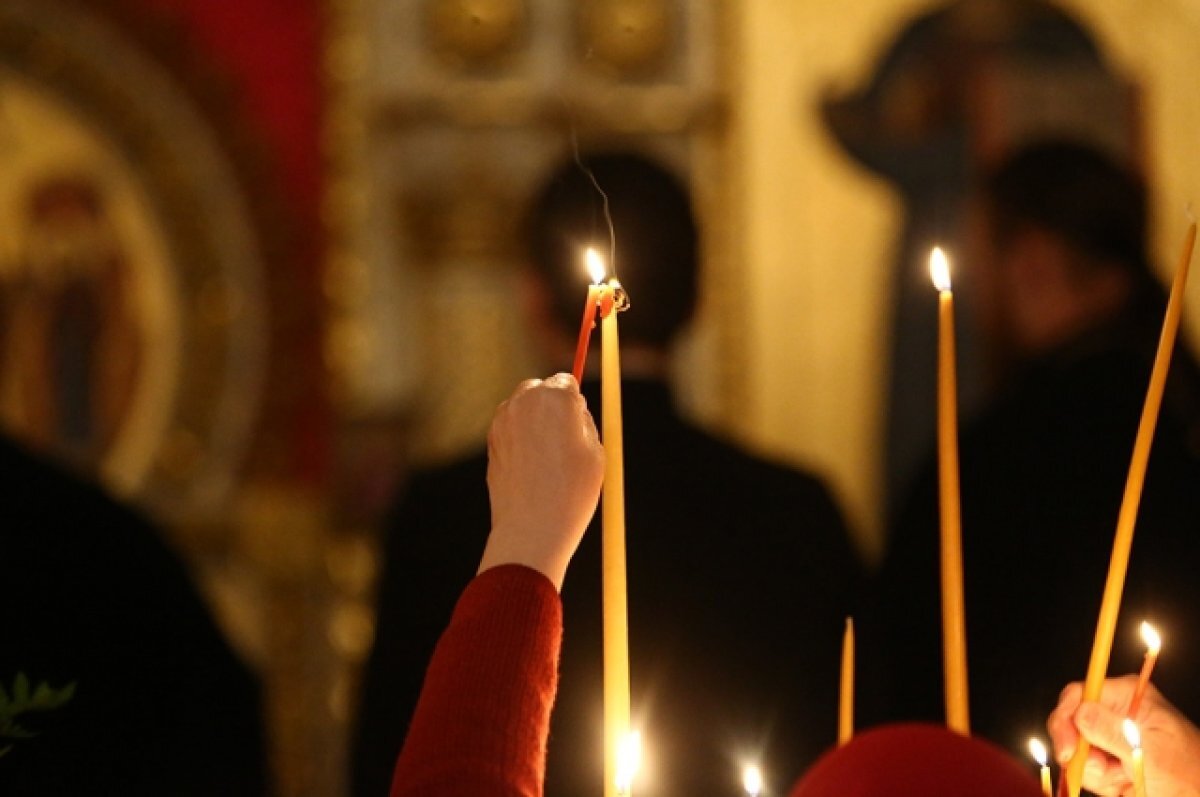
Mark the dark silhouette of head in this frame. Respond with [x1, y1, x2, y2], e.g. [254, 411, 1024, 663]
[983, 140, 1153, 291]
[525, 151, 699, 349]
[970, 139, 1161, 372]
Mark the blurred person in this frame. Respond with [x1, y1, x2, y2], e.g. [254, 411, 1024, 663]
[821, 0, 1120, 520]
[391, 374, 1043, 797]
[1048, 676, 1200, 797]
[0, 433, 267, 795]
[863, 141, 1200, 746]
[355, 151, 863, 797]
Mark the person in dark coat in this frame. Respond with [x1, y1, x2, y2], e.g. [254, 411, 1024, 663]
[352, 151, 863, 797]
[863, 141, 1200, 749]
[0, 435, 268, 795]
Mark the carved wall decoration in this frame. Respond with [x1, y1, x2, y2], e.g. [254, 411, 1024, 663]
[578, 0, 673, 76]
[425, 0, 529, 68]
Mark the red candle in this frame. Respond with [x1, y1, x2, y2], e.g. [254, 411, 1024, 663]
[1128, 621, 1161, 718]
[572, 247, 609, 384]
[573, 285, 602, 383]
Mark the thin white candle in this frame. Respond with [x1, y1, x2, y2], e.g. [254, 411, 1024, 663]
[1028, 738, 1052, 797]
[1123, 719, 1146, 797]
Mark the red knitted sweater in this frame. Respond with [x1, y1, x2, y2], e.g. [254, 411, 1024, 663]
[390, 564, 561, 797]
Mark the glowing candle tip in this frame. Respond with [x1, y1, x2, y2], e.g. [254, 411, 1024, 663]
[930, 246, 952, 292]
[1123, 718, 1142, 750]
[1028, 738, 1048, 767]
[585, 247, 608, 285]
[1140, 621, 1162, 655]
[742, 764, 763, 797]
[615, 731, 642, 795]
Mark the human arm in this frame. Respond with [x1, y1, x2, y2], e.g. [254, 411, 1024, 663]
[390, 374, 604, 797]
[1047, 675, 1200, 797]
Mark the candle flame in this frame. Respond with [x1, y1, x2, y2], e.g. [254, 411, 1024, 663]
[1123, 718, 1142, 750]
[1140, 621, 1162, 655]
[1028, 738, 1048, 767]
[615, 731, 642, 795]
[930, 246, 952, 292]
[742, 764, 763, 797]
[585, 247, 608, 285]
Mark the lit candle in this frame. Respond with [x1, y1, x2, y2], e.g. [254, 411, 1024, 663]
[931, 246, 970, 735]
[597, 248, 632, 797]
[615, 730, 642, 796]
[1123, 719, 1146, 797]
[1129, 621, 1162, 718]
[1028, 738, 1052, 797]
[838, 617, 855, 746]
[742, 764, 763, 797]
[1066, 220, 1196, 797]
[572, 248, 608, 384]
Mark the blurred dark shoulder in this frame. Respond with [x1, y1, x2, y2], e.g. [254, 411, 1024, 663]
[0, 433, 267, 796]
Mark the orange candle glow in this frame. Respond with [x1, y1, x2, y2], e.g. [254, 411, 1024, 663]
[931, 246, 970, 735]
[1066, 221, 1196, 796]
[1129, 621, 1162, 718]
[838, 617, 855, 746]
[572, 248, 608, 384]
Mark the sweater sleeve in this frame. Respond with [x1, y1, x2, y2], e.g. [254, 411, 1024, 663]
[390, 564, 563, 797]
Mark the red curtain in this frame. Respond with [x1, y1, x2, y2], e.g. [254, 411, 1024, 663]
[117, 0, 330, 485]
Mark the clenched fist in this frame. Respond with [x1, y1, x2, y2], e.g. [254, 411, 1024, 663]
[478, 374, 605, 590]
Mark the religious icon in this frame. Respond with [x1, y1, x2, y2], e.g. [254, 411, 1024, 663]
[1, 175, 140, 472]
